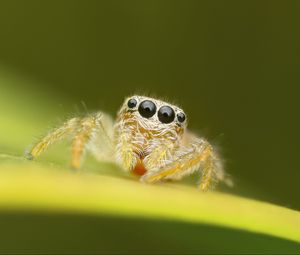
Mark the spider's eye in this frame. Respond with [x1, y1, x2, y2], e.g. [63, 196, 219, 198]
[177, 112, 186, 123]
[127, 98, 137, 108]
[158, 106, 175, 124]
[138, 100, 156, 118]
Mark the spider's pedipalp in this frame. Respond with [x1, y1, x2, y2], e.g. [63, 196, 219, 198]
[143, 140, 176, 171]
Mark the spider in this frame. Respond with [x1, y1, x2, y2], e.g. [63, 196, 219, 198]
[26, 95, 231, 191]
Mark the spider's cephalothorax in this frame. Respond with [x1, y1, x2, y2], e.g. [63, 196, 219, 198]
[114, 96, 187, 176]
[27, 95, 231, 191]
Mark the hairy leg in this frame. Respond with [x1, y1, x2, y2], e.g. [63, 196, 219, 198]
[71, 114, 99, 169]
[26, 117, 80, 159]
[141, 135, 227, 191]
[26, 112, 113, 170]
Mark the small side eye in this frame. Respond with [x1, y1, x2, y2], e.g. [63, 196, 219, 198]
[127, 98, 137, 108]
[138, 100, 157, 118]
[177, 112, 186, 123]
[158, 106, 175, 124]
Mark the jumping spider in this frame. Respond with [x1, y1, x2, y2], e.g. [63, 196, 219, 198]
[27, 95, 231, 191]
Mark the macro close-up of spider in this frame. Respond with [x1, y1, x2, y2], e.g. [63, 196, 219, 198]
[27, 95, 230, 191]
[2, 1, 300, 253]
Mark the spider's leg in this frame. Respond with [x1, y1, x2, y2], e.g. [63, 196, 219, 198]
[143, 141, 176, 171]
[71, 115, 97, 169]
[141, 135, 227, 191]
[26, 117, 80, 159]
[71, 112, 115, 169]
[27, 112, 114, 170]
[198, 153, 218, 191]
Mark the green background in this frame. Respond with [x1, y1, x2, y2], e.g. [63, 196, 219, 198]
[0, 0, 300, 253]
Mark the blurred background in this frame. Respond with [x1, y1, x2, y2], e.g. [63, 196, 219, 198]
[0, 0, 299, 210]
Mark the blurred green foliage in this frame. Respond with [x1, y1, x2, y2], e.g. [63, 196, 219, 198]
[0, 212, 299, 254]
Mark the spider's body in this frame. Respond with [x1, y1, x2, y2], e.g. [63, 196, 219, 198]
[27, 95, 230, 191]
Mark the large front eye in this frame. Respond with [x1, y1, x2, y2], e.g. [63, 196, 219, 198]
[158, 106, 175, 124]
[138, 100, 157, 118]
[177, 112, 186, 123]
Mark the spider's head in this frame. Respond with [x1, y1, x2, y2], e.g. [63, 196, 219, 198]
[118, 95, 187, 138]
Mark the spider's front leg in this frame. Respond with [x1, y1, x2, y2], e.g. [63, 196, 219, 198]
[26, 112, 111, 169]
[141, 134, 226, 191]
[70, 113, 103, 169]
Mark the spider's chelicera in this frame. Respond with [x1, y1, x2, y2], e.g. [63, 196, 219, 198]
[26, 95, 231, 191]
